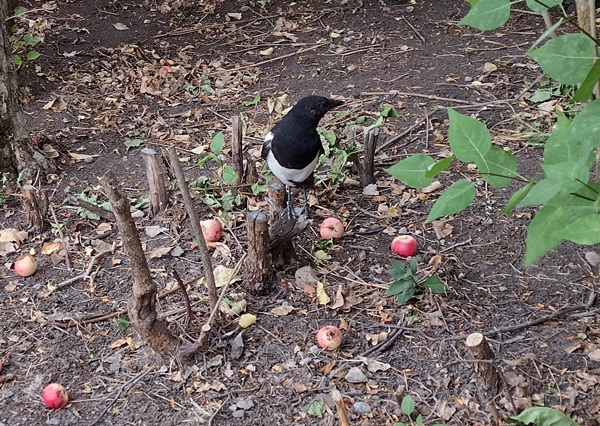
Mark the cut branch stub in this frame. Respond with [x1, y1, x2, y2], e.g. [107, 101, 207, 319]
[21, 184, 46, 232]
[243, 210, 272, 294]
[465, 332, 500, 405]
[141, 148, 168, 216]
[362, 127, 379, 186]
[100, 171, 177, 358]
[231, 115, 244, 188]
[267, 180, 286, 223]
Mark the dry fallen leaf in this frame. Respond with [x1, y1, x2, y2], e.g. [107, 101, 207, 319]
[0, 228, 28, 243]
[41, 241, 62, 256]
[316, 281, 330, 305]
[270, 305, 295, 316]
[113, 22, 129, 30]
[432, 221, 453, 239]
[239, 313, 256, 328]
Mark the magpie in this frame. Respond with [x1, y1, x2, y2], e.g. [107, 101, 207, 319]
[261, 95, 344, 218]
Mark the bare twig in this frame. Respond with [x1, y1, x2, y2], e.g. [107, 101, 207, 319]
[49, 204, 71, 271]
[55, 242, 116, 290]
[172, 269, 193, 326]
[90, 368, 152, 426]
[167, 146, 218, 310]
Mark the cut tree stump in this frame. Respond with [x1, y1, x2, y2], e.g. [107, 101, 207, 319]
[141, 148, 168, 216]
[466, 332, 500, 406]
[243, 210, 272, 294]
[21, 184, 47, 232]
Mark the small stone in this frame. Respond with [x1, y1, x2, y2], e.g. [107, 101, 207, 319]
[345, 367, 367, 383]
[464, 76, 473, 82]
[353, 401, 371, 413]
[232, 409, 245, 418]
[240, 5, 250, 11]
[585, 251, 599, 266]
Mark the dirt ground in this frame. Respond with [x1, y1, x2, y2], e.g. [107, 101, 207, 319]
[1, 0, 600, 425]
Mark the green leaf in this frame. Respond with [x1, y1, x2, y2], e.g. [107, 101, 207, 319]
[448, 108, 491, 162]
[525, 193, 597, 266]
[528, 33, 596, 85]
[115, 314, 129, 334]
[503, 180, 535, 215]
[526, 0, 563, 12]
[458, 0, 511, 31]
[573, 59, 600, 102]
[543, 101, 600, 166]
[306, 399, 326, 416]
[386, 154, 435, 188]
[477, 146, 517, 187]
[13, 54, 21, 66]
[23, 33, 40, 46]
[386, 279, 414, 296]
[124, 138, 143, 152]
[387, 259, 413, 281]
[222, 165, 239, 184]
[198, 153, 217, 168]
[14, 6, 27, 14]
[424, 276, 446, 294]
[243, 93, 261, 106]
[26, 51, 40, 61]
[507, 407, 581, 426]
[401, 395, 415, 416]
[380, 104, 400, 118]
[409, 256, 419, 274]
[210, 131, 225, 155]
[426, 179, 476, 223]
[251, 181, 267, 195]
[425, 156, 454, 178]
[563, 214, 600, 245]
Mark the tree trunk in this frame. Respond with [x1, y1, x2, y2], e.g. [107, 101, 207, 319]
[0, 0, 54, 177]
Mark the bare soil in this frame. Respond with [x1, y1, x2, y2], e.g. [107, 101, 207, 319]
[1, 1, 599, 425]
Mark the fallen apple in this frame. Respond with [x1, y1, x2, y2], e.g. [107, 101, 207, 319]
[42, 383, 68, 409]
[316, 325, 342, 350]
[14, 254, 37, 277]
[391, 235, 418, 257]
[319, 217, 344, 240]
[200, 219, 223, 242]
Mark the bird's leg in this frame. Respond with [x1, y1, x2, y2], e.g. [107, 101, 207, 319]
[286, 185, 295, 218]
[300, 187, 310, 218]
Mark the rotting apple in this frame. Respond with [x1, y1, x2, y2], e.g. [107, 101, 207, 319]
[391, 235, 418, 257]
[13, 254, 37, 277]
[200, 219, 223, 242]
[319, 217, 344, 240]
[42, 383, 68, 409]
[316, 325, 343, 350]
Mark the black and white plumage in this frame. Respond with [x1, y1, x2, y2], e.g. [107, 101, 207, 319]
[261, 95, 344, 217]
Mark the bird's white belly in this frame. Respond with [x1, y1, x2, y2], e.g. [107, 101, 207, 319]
[266, 150, 319, 187]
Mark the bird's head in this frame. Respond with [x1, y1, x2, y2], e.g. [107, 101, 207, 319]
[293, 96, 344, 122]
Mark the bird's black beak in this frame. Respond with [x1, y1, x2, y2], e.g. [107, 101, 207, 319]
[314, 98, 344, 117]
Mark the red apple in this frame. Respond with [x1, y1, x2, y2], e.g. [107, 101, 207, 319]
[200, 219, 223, 242]
[319, 217, 344, 239]
[316, 325, 342, 350]
[42, 383, 68, 409]
[391, 235, 418, 257]
[14, 254, 37, 277]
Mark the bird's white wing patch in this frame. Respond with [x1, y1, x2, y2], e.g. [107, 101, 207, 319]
[266, 150, 319, 187]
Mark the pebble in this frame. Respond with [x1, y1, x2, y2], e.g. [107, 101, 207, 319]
[345, 367, 367, 383]
[232, 409, 245, 418]
[465, 76, 473, 82]
[353, 401, 371, 413]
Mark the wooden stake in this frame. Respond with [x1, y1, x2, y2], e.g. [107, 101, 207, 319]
[231, 115, 244, 188]
[243, 210, 272, 294]
[21, 184, 47, 232]
[362, 127, 378, 186]
[141, 148, 168, 216]
[332, 390, 350, 426]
